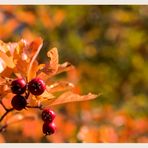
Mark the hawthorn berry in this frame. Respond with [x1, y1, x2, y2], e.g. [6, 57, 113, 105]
[28, 78, 46, 96]
[42, 122, 56, 135]
[11, 95, 27, 111]
[42, 109, 56, 122]
[11, 78, 26, 94]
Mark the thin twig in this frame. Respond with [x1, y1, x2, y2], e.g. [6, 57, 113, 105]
[0, 108, 14, 122]
[0, 108, 14, 132]
[25, 91, 30, 100]
[26, 105, 43, 110]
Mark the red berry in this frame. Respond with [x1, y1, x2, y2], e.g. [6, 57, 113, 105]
[11, 95, 27, 111]
[11, 78, 26, 94]
[42, 122, 56, 135]
[28, 78, 46, 96]
[42, 109, 56, 122]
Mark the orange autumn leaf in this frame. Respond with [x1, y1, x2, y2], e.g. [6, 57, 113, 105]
[27, 37, 43, 81]
[16, 11, 35, 25]
[47, 47, 59, 75]
[46, 91, 99, 106]
[28, 37, 43, 58]
[13, 58, 29, 78]
[35, 90, 55, 101]
[38, 6, 53, 29]
[5, 19, 19, 35]
[46, 81, 75, 93]
[37, 47, 59, 77]
[57, 62, 74, 74]
[0, 40, 10, 53]
[0, 58, 6, 73]
[0, 6, 17, 13]
[0, 50, 15, 69]
[37, 60, 74, 80]
[53, 10, 65, 26]
[27, 60, 39, 82]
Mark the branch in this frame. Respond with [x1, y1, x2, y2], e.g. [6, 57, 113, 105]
[26, 105, 43, 110]
[0, 108, 14, 122]
[25, 91, 30, 100]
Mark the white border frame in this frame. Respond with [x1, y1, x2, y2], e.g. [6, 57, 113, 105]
[0, 144, 148, 147]
[0, 0, 148, 5]
[0, 1, 148, 147]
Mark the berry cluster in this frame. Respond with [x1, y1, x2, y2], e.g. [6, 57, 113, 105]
[42, 109, 56, 135]
[11, 78, 46, 110]
[10, 77, 56, 135]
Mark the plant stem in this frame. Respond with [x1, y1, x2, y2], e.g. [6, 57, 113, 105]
[0, 108, 14, 133]
[26, 105, 43, 110]
[25, 91, 30, 100]
[0, 108, 14, 122]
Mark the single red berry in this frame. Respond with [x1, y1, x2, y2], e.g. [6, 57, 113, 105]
[11, 78, 26, 94]
[42, 122, 56, 135]
[42, 109, 56, 122]
[11, 95, 27, 111]
[28, 78, 46, 96]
